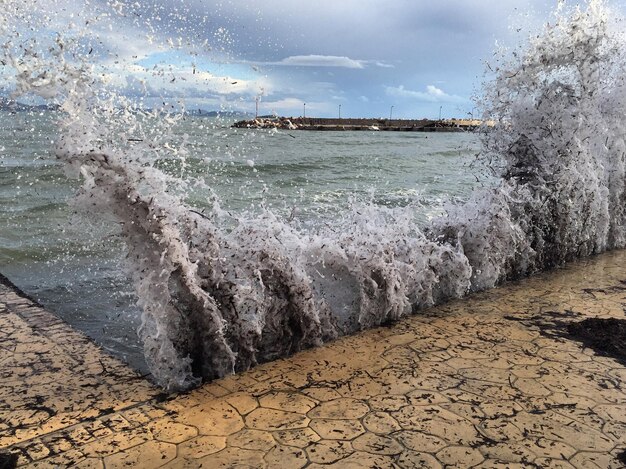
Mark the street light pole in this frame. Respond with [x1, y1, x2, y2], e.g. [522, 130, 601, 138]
[390, 105, 394, 120]
[303, 102, 306, 118]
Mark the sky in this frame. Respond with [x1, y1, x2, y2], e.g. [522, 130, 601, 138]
[7, 0, 626, 118]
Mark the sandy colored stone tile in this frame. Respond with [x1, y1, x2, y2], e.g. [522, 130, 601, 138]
[120, 407, 152, 427]
[245, 407, 309, 431]
[301, 386, 342, 402]
[392, 405, 481, 445]
[25, 448, 85, 467]
[227, 428, 275, 451]
[459, 380, 522, 401]
[457, 367, 513, 385]
[527, 438, 577, 459]
[532, 458, 577, 469]
[41, 435, 73, 455]
[335, 372, 386, 399]
[603, 421, 626, 444]
[474, 460, 528, 469]
[264, 445, 307, 469]
[72, 458, 105, 469]
[479, 442, 537, 464]
[569, 451, 622, 469]
[80, 428, 151, 458]
[24, 442, 50, 462]
[137, 406, 170, 422]
[224, 392, 258, 416]
[477, 418, 525, 443]
[593, 404, 626, 424]
[382, 331, 422, 347]
[102, 414, 133, 433]
[408, 336, 451, 353]
[440, 402, 485, 424]
[479, 401, 524, 419]
[607, 367, 626, 383]
[510, 412, 615, 453]
[307, 398, 369, 420]
[351, 432, 403, 455]
[513, 377, 553, 397]
[176, 435, 226, 459]
[273, 427, 321, 447]
[194, 447, 266, 468]
[396, 371, 464, 394]
[148, 419, 197, 444]
[258, 391, 316, 414]
[536, 346, 594, 364]
[309, 418, 366, 440]
[406, 390, 449, 406]
[368, 394, 408, 412]
[103, 440, 176, 469]
[362, 411, 401, 434]
[510, 365, 550, 379]
[436, 445, 485, 467]
[396, 450, 443, 468]
[306, 440, 353, 464]
[393, 430, 447, 453]
[445, 357, 483, 370]
[314, 451, 395, 469]
[198, 382, 231, 398]
[176, 400, 244, 436]
[381, 346, 421, 367]
[446, 347, 494, 362]
[218, 374, 261, 393]
[415, 349, 455, 362]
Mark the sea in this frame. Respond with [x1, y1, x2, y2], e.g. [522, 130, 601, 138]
[0, 110, 486, 372]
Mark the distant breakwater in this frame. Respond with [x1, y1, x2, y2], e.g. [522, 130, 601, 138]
[232, 117, 485, 132]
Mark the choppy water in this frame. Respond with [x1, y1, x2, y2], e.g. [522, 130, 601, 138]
[0, 111, 483, 371]
[4, 0, 626, 391]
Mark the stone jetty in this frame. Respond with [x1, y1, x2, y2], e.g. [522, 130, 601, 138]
[232, 117, 486, 132]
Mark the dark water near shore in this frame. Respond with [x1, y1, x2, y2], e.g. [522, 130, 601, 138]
[0, 110, 485, 371]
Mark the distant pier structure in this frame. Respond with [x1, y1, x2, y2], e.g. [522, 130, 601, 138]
[232, 117, 488, 132]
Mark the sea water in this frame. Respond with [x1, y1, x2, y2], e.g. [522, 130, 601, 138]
[3, 0, 626, 391]
[0, 113, 483, 372]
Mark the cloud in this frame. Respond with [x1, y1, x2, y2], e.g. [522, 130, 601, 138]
[264, 55, 365, 69]
[384, 84, 467, 103]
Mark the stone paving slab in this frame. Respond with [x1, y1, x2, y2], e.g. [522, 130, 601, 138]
[2, 251, 626, 468]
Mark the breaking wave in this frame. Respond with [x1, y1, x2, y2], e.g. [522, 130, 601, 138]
[3, 0, 626, 390]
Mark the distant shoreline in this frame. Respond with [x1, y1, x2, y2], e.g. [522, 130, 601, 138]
[233, 116, 488, 132]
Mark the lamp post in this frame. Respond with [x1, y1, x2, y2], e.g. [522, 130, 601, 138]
[339, 104, 341, 119]
[390, 105, 394, 120]
[303, 102, 306, 118]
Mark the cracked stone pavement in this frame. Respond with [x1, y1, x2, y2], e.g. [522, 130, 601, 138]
[1, 250, 626, 468]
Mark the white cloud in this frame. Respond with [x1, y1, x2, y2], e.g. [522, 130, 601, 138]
[384, 84, 467, 103]
[106, 64, 272, 101]
[264, 55, 365, 69]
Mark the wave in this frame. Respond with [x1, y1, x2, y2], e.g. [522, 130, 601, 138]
[4, 0, 626, 391]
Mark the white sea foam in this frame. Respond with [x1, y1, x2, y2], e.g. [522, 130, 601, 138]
[3, 0, 626, 390]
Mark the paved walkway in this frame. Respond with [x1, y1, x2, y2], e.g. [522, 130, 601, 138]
[1, 251, 626, 468]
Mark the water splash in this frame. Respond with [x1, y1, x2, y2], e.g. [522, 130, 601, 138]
[4, 0, 626, 391]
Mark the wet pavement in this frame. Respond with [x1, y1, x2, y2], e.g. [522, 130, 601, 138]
[1, 251, 626, 468]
